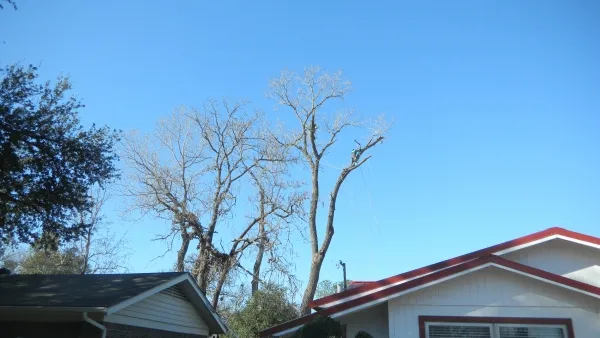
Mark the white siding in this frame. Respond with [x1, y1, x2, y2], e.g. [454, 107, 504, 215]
[387, 266, 600, 338]
[105, 285, 209, 336]
[338, 303, 389, 338]
[502, 238, 600, 287]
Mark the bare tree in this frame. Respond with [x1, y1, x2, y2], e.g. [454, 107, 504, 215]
[247, 159, 305, 295]
[267, 67, 390, 315]
[75, 188, 130, 274]
[121, 108, 205, 273]
[121, 100, 302, 310]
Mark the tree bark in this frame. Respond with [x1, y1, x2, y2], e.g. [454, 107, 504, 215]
[251, 190, 266, 294]
[299, 165, 321, 315]
[212, 266, 228, 310]
[175, 231, 190, 272]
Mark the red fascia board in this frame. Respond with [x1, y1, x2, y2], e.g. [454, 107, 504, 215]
[310, 227, 600, 308]
[261, 254, 600, 337]
[261, 255, 494, 337]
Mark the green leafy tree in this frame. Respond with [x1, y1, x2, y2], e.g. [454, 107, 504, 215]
[293, 316, 343, 338]
[0, 65, 120, 249]
[315, 279, 353, 299]
[18, 247, 89, 274]
[227, 284, 298, 338]
[355, 331, 374, 338]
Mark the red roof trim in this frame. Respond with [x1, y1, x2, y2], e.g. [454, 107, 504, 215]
[418, 316, 575, 338]
[260, 253, 600, 337]
[310, 227, 600, 308]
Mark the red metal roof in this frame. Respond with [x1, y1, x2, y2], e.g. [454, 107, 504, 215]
[261, 227, 600, 337]
[260, 253, 600, 337]
[309, 227, 600, 309]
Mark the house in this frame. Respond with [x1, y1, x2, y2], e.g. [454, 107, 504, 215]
[0, 272, 228, 338]
[261, 227, 600, 338]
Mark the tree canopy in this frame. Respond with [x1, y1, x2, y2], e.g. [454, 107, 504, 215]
[226, 284, 298, 338]
[16, 247, 89, 274]
[315, 279, 353, 299]
[0, 65, 120, 249]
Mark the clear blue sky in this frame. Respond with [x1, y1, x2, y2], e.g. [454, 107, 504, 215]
[2, 1, 599, 288]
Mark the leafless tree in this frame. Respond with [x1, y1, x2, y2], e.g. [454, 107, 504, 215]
[75, 187, 130, 274]
[267, 66, 390, 315]
[121, 100, 303, 310]
[246, 160, 306, 296]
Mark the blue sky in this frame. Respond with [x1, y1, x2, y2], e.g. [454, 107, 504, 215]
[1, 1, 599, 290]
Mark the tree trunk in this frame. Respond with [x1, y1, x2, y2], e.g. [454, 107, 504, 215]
[212, 266, 229, 310]
[299, 165, 321, 315]
[194, 238, 211, 293]
[80, 227, 92, 275]
[175, 231, 190, 272]
[251, 190, 266, 294]
[300, 252, 324, 314]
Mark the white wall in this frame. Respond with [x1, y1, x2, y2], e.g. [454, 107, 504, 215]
[338, 303, 389, 338]
[105, 285, 209, 336]
[387, 266, 600, 338]
[502, 238, 600, 287]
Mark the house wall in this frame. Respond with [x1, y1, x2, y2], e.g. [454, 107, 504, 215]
[338, 303, 389, 338]
[105, 285, 209, 336]
[2, 321, 101, 338]
[387, 266, 600, 338]
[105, 322, 206, 338]
[502, 238, 600, 287]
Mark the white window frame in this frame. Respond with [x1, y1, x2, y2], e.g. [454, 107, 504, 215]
[425, 322, 494, 338]
[495, 323, 568, 338]
[424, 321, 568, 338]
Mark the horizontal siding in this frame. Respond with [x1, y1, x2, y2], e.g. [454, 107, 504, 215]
[105, 313, 209, 336]
[502, 238, 600, 287]
[105, 285, 208, 335]
[388, 266, 600, 338]
[338, 303, 389, 338]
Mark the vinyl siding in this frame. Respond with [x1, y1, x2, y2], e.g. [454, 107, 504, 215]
[105, 285, 209, 336]
[338, 302, 389, 338]
[387, 266, 600, 338]
[502, 238, 600, 287]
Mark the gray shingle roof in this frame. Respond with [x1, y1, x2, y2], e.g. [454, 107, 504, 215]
[0, 272, 186, 308]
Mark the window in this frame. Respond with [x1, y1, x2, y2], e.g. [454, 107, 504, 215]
[427, 323, 492, 337]
[421, 317, 571, 338]
[497, 325, 565, 338]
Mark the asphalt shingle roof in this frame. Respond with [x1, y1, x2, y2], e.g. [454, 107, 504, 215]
[0, 272, 185, 308]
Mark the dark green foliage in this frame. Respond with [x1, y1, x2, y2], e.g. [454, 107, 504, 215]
[0, 0, 16, 10]
[293, 316, 343, 338]
[18, 246, 89, 274]
[355, 330, 374, 338]
[227, 284, 298, 338]
[0, 65, 120, 248]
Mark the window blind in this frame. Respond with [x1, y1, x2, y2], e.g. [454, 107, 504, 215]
[498, 326, 564, 338]
[428, 325, 492, 338]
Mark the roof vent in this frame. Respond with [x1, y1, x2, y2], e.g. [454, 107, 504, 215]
[0, 268, 11, 275]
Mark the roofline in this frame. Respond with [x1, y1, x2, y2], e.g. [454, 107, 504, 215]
[106, 272, 227, 334]
[261, 254, 600, 337]
[182, 273, 229, 334]
[107, 273, 189, 315]
[0, 306, 106, 312]
[310, 227, 600, 308]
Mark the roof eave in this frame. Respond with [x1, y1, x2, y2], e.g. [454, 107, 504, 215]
[0, 306, 107, 312]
